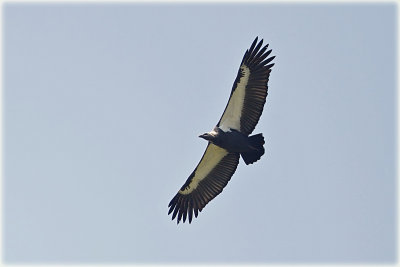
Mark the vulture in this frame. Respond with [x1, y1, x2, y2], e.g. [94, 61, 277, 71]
[168, 37, 275, 224]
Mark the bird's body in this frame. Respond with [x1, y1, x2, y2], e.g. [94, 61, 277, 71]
[200, 127, 265, 164]
[168, 37, 275, 224]
[200, 127, 252, 153]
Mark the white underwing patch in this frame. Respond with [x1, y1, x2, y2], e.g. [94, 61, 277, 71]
[218, 126, 231, 133]
[179, 144, 228, 195]
[219, 65, 250, 132]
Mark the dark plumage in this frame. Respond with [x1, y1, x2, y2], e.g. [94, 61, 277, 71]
[168, 37, 275, 224]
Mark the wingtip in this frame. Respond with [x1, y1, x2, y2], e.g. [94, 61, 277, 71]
[249, 37, 258, 51]
[266, 63, 275, 69]
[254, 36, 265, 44]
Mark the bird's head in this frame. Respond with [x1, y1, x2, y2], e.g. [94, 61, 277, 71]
[199, 132, 216, 141]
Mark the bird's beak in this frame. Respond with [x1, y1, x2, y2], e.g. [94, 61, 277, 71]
[199, 133, 213, 141]
[199, 133, 211, 140]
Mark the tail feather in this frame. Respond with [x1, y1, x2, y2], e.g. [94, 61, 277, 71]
[241, 133, 265, 165]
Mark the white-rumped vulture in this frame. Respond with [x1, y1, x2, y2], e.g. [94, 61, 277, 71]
[168, 37, 275, 224]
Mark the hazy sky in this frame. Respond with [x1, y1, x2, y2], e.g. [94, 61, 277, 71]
[3, 2, 397, 264]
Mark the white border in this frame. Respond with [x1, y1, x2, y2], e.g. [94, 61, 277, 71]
[0, 1, 398, 267]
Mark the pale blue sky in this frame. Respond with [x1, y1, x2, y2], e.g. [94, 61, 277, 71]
[3, 2, 397, 264]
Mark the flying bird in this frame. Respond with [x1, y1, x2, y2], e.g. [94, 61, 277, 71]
[168, 37, 275, 224]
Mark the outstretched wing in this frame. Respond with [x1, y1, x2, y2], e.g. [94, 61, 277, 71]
[217, 37, 275, 135]
[168, 143, 240, 224]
